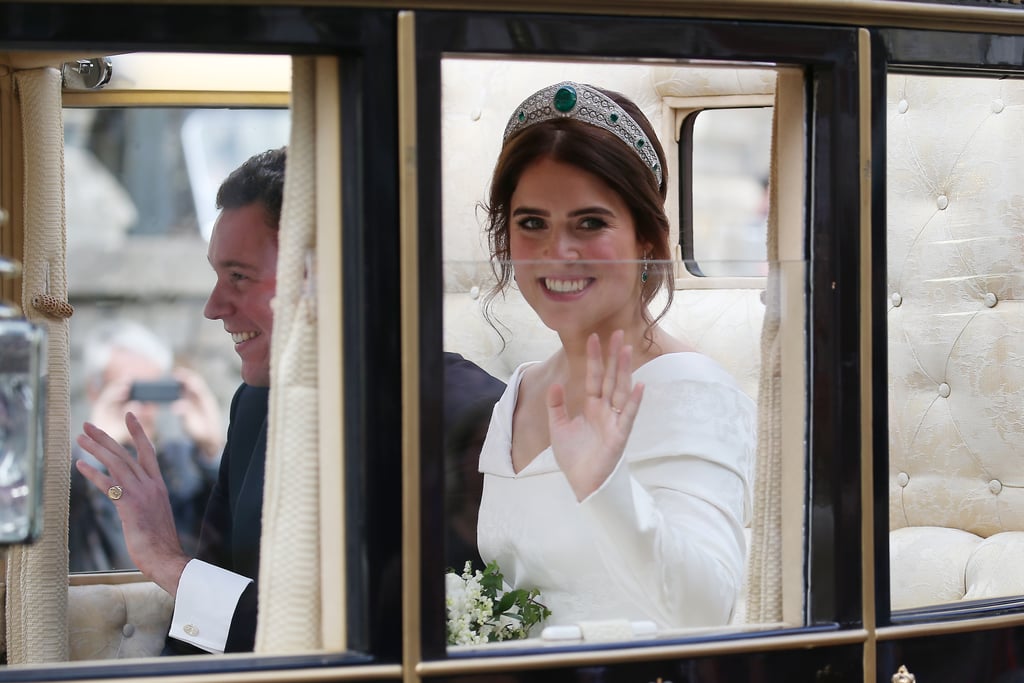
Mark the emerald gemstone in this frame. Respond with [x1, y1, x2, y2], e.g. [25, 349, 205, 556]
[553, 85, 577, 113]
[636, 138, 646, 148]
[609, 113, 619, 123]
[641, 270, 649, 284]
[518, 111, 526, 123]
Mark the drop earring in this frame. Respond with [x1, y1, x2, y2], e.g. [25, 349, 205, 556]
[641, 254, 649, 284]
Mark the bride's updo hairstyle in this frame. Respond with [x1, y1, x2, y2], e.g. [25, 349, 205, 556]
[482, 82, 673, 339]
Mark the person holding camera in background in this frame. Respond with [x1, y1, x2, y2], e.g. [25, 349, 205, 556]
[69, 318, 224, 572]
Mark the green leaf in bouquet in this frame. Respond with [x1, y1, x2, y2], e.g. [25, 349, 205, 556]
[496, 591, 517, 613]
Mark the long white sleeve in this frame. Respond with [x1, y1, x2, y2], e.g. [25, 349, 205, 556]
[579, 451, 748, 626]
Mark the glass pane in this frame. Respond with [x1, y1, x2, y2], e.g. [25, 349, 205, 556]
[0, 319, 46, 543]
[688, 107, 772, 277]
[65, 105, 289, 573]
[440, 57, 805, 651]
[887, 72, 1024, 613]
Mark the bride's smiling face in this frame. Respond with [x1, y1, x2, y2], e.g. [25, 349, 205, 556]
[509, 157, 647, 336]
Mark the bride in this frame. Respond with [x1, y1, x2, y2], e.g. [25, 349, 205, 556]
[476, 81, 756, 632]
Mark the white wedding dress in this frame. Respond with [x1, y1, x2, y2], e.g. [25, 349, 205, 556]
[477, 352, 756, 630]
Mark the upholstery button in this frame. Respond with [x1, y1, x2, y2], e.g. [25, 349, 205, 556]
[938, 382, 951, 398]
[989, 479, 1003, 494]
[891, 292, 902, 307]
[984, 292, 998, 307]
[469, 285, 480, 300]
[122, 623, 134, 638]
[897, 472, 909, 487]
[471, 108, 482, 121]
[184, 624, 199, 637]
[937, 195, 949, 210]
[992, 99, 1005, 113]
[760, 289, 767, 305]
[898, 99, 909, 114]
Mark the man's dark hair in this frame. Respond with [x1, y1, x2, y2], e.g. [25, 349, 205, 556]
[215, 146, 287, 230]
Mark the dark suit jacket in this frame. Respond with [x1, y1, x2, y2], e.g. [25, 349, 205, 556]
[165, 383, 269, 655]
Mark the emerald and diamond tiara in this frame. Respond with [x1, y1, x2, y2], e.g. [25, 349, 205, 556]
[502, 81, 663, 186]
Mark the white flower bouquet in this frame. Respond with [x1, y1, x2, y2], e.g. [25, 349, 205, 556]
[445, 560, 551, 646]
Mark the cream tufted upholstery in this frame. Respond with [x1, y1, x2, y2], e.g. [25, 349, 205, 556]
[887, 73, 1024, 610]
[67, 580, 173, 660]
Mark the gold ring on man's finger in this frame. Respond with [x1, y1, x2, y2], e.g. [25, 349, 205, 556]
[107, 485, 124, 501]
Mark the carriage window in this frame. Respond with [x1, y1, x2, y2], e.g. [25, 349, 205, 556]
[65, 105, 289, 574]
[4, 2, 393, 666]
[439, 56, 806, 650]
[887, 71, 1024, 616]
[683, 107, 772, 278]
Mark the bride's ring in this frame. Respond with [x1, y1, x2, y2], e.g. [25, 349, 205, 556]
[107, 485, 124, 501]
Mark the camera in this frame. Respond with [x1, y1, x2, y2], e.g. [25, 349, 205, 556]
[128, 379, 181, 403]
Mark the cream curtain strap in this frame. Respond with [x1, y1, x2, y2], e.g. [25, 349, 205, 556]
[255, 56, 322, 653]
[744, 84, 784, 625]
[6, 66, 71, 664]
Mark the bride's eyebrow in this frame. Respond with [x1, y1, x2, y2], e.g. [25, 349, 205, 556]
[512, 206, 550, 216]
[568, 207, 615, 217]
[510, 206, 615, 217]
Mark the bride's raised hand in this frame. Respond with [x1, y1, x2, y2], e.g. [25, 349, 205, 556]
[547, 330, 645, 501]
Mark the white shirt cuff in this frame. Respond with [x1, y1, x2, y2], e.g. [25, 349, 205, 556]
[169, 559, 252, 653]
